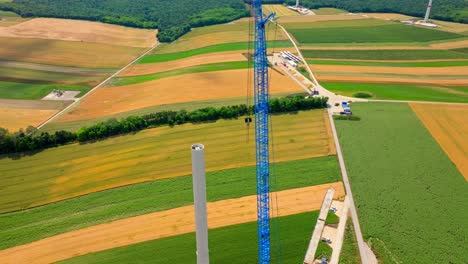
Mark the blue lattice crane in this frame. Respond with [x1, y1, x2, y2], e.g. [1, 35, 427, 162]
[251, 1, 275, 263]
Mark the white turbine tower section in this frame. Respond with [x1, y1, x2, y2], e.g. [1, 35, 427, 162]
[424, 0, 433, 23]
[296, 0, 299, 7]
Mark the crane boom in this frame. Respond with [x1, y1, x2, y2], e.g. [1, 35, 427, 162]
[252, 1, 275, 263]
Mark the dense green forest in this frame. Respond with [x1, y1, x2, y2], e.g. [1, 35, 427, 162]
[282, 0, 467, 23]
[0, 0, 249, 42]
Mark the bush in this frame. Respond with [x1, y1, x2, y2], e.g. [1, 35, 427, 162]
[353, 92, 372, 98]
[334, 115, 361, 121]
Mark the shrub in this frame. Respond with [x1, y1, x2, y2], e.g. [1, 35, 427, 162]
[334, 115, 361, 121]
[353, 92, 372, 98]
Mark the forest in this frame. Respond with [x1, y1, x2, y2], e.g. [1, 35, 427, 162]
[0, 0, 249, 42]
[283, 0, 467, 23]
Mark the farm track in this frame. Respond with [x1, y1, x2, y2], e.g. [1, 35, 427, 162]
[0, 182, 345, 264]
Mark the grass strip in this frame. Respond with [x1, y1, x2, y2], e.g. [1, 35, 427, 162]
[321, 82, 468, 103]
[0, 156, 339, 250]
[0, 80, 91, 100]
[140, 40, 292, 63]
[111, 61, 250, 86]
[59, 211, 319, 264]
[339, 220, 361, 264]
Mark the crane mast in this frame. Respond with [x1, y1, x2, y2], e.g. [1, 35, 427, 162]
[252, 1, 275, 263]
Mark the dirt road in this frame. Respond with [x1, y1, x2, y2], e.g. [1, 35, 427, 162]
[0, 182, 345, 264]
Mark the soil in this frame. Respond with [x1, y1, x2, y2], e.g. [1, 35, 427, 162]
[410, 103, 468, 180]
[0, 182, 345, 264]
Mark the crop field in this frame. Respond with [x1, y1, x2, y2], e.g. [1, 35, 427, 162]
[0, 18, 157, 48]
[0, 108, 58, 131]
[0, 80, 91, 100]
[0, 156, 339, 249]
[153, 18, 288, 54]
[410, 103, 468, 180]
[317, 75, 468, 86]
[122, 51, 247, 76]
[335, 103, 468, 263]
[0, 184, 344, 263]
[321, 82, 468, 102]
[0, 110, 336, 213]
[263, 5, 298, 17]
[59, 69, 303, 121]
[312, 8, 346, 15]
[59, 212, 319, 264]
[0, 10, 28, 26]
[283, 18, 393, 30]
[312, 64, 468, 76]
[288, 24, 463, 44]
[278, 15, 365, 24]
[301, 49, 468, 60]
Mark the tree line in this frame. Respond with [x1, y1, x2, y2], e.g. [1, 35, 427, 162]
[0, 96, 328, 155]
[0, 0, 249, 42]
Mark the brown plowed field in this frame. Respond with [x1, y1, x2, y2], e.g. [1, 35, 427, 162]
[0, 108, 58, 131]
[0, 182, 345, 264]
[0, 18, 157, 48]
[59, 69, 302, 121]
[410, 103, 468, 180]
[316, 75, 468, 86]
[121, 51, 247, 76]
[312, 65, 468, 76]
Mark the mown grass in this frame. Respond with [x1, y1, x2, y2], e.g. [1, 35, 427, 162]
[308, 59, 468, 67]
[111, 61, 250, 86]
[0, 110, 334, 213]
[312, 8, 346, 15]
[288, 24, 463, 44]
[0, 80, 91, 99]
[335, 103, 468, 263]
[302, 49, 468, 60]
[140, 41, 292, 63]
[0, 156, 339, 250]
[339, 220, 361, 264]
[321, 82, 468, 103]
[60, 212, 319, 264]
[284, 19, 393, 29]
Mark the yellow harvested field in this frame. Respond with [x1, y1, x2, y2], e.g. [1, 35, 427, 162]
[410, 103, 468, 181]
[316, 75, 468, 86]
[312, 65, 468, 76]
[431, 40, 468, 49]
[60, 69, 303, 121]
[121, 51, 247, 76]
[0, 18, 157, 48]
[360, 13, 414, 20]
[263, 5, 299, 17]
[278, 14, 365, 24]
[0, 108, 58, 131]
[0, 37, 146, 68]
[432, 19, 468, 34]
[0, 183, 344, 264]
[0, 110, 335, 212]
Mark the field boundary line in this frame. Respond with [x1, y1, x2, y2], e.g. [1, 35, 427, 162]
[36, 42, 161, 131]
[370, 99, 468, 105]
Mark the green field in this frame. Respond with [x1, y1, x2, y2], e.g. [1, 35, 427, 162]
[288, 24, 463, 44]
[339, 220, 361, 264]
[60, 212, 319, 264]
[0, 156, 339, 249]
[335, 103, 468, 263]
[111, 61, 249, 86]
[283, 19, 393, 30]
[0, 110, 333, 213]
[302, 49, 468, 60]
[0, 80, 91, 99]
[308, 59, 468, 67]
[141, 41, 292, 63]
[312, 8, 346, 15]
[321, 82, 468, 103]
